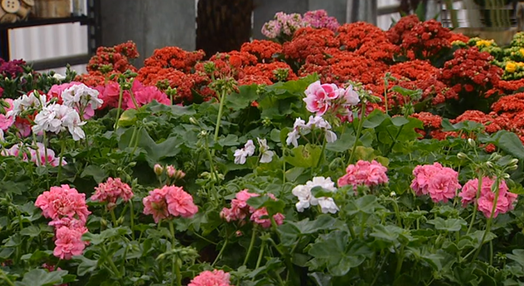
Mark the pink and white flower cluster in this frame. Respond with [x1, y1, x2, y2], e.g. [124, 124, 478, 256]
[220, 189, 285, 228]
[35, 185, 91, 260]
[233, 138, 274, 164]
[1, 142, 65, 166]
[302, 9, 340, 32]
[304, 80, 360, 120]
[188, 269, 233, 286]
[338, 160, 389, 190]
[459, 177, 518, 218]
[292, 176, 339, 214]
[32, 102, 86, 140]
[286, 116, 337, 147]
[142, 185, 198, 223]
[59, 82, 103, 119]
[91, 177, 134, 210]
[261, 10, 340, 40]
[411, 163, 462, 203]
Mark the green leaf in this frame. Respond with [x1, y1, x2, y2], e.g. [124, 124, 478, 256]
[427, 217, 466, 232]
[217, 134, 239, 147]
[485, 131, 524, 160]
[76, 256, 98, 276]
[345, 195, 383, 216]
[391, 116, 410, 127]
[326, 131, 355, 152]
[225, 84, 259, 110]
[285, 167, 305, 182]
[20, 225, 42, 237]
[285, 144, 321, 168]
[310, 186, 335, 198]
[363, 110, 388, 128]
[292, 215, 336, 234]
[370, 224, 403, 242]
[507, 249, 524, 268]
[118, 108, 138, 127]
[81, 165, 108, 183]
[15, 269, 67, 286]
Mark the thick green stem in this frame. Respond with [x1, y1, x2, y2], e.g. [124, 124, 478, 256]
[255, 240, 266, 270]
[211, 90, 227, 157]
[0, 269, 15, 286]
[348, 102, 366, 165]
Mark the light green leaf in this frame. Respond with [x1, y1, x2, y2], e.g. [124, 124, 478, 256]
[15, 269, 67, 286]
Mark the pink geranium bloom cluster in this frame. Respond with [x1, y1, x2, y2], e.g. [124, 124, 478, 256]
[188, 269, 233, 286]
[94, 80, 170, 110]
[459, 177, 518, 218]
[91, 177, 134, 210]
[220, 189, 285, 228]
[303, 80, 360, 122]
[35, 185, 90, 259]
[261, 12, 305, 39]
[142, 185, 198, 223]
[1, 142, 65, 167]
[411, 162, 461, 203]
[302, 9, 340, 32]
[338, 160, 389, 190]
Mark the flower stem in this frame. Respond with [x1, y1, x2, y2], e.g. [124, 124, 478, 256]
[129, 199, 135, 240]
[169, 221, 182, 286]
[348, 101, 366, 165]
[243, 226, 258, 266]
[110, 209, 118, 227]
[114, 84, 125, 129]
[57, 138, 66, 182]
[211, 89, 227, 157]
[467, 176, 483, 235]
[211, 238, 228, 267]
[255, 239, 266, 270]
[0, 269, 15, 286]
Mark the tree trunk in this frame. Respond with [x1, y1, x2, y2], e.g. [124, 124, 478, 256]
[196, 0, 254, 58]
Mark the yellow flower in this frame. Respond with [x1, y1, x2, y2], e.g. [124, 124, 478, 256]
[518, 62, 524, 67]
[520, 48, 524, 56]
[476, 39, 494, 47]
[506, 61, 517, 73]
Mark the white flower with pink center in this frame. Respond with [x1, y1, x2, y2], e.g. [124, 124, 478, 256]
[303, 81, 339, 116]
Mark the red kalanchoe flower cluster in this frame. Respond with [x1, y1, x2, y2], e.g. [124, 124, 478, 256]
[188, 269, 233, 286]
[35, 185, 90, 259]
[220, 189, 285, 228]
[411, 163, 462, 203]
[143, 46, 205, 73]
[240, 40, 283, 63]
[459, 177, 518, 218]
[91, 177, 134, 210]
[87, 41, 139, 75]
[282, 27, 339, 62]
[142, 185, 198, 223]
[337, 160, 389, 190]
[399, 19, 452, 59]
[338, 22, 389, 51]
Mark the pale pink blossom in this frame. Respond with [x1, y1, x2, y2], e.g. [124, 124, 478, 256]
[35, 185, 91, 223]
[53, 226, 87, 260]
[221, 190, 284, 228]
[302, 9, 340, 32]
[91, 177, 133, 209]
[188, 269, 233, 286]
[234, 140, 255, 164]
[250, 208, 285, 228]
[411, 163, 444, 196]
[411, 163, 461, 202]
[0, 98, 14, 130]
[338, 160, 389, 189]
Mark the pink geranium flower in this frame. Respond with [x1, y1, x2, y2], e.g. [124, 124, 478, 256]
[303, 80, 339, 115]
[410, 163, 461, 203]
[53, 225, 87, 260]
[188, 269, 233, 286]
[337, 160, 389, 190]
[143, 185, 198, 223]
[126, 80, 170, 109]
[35, 185, 91, 223]
[0, 98, 14, 130]
[91, 177, 134, 209]
[164, 185, 198, 218]
[459, 177, 517, 218]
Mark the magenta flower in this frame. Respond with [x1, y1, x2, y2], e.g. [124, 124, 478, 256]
[303, 9, 340, 32]
[188, 269, 233, 286]
[338, 160, 389, 190]
[35, 184, 91, 224]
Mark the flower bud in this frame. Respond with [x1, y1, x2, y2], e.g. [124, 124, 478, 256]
[507, 164, 519, 171]
[189, 117, 198, 125]
[457, 152, 468, 160]
[153, 164, 163, 176]
[486, 161, 494, 168]
[467, 138, 476, 148]
[390, 191, 396, 197]
[509, 158, 519, 166]
[166, 165, 176, 178]
[503, 173, 511, 179]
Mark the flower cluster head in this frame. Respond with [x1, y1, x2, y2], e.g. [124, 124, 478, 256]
[292, 176, 339, 214]
[91, 177, 134, 210]
[60, 83, 103, 119]
[303, 80, 360, 121]
[7, 91, 46, 119]
[142, 185, 198, 223]
[35, 185, 90, 259]
[233, 138, 274, 164]
[286, 115, 337, 147]
[459, 177, 518, 218]
[411, 162, 461, 203]
[1, 142, 65, 167]
[302, 10, 340, 32]
[32, 103, 86, 140]
[188, 269, 233, 286]
[338, 160, 389, 191]
[261, 12, 305, 40]
[220, 189, 285, 228]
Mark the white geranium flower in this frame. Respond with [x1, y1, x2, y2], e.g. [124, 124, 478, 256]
[32, 103, 85, 140]
[234, 139, 255, 164]
[286, 129, 300, 147]
[339, 85, 360, 106]
[325, 130, 337, 143]
[52, 73, 66, 81]
[62, 83, 103, 110]
[257, 137, 274, 163]
[306, 116, 338, 143]
[292, 176, 338, 214]
[7, 92, 46, 118]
